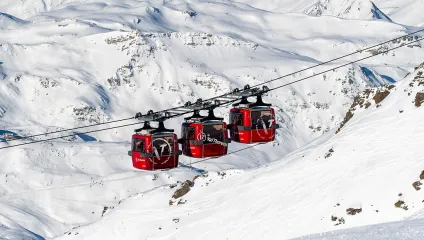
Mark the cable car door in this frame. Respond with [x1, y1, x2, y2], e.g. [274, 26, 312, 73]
[151, 134, 175, 169]
[201, 123, 226, 157]
[130, 137, 149, 169]
[230, 112, 243, 142]
[182, 126, 196, 156]
[250, 109, 275, 142]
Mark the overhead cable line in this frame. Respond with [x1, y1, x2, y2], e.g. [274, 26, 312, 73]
[6, 29, 423, 142]
[250, 28, 424, 88]
[0, 101, 237, 150]
[5, 117, 136, 142]
[266, 37, 424, 92]
[1, 36, 422, 151]
[187, 143, 264, 165]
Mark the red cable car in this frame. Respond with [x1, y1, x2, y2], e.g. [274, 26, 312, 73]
[128, 121, 182, 170]
[178, 107, 231, 158]
[228, 93, 279, 144]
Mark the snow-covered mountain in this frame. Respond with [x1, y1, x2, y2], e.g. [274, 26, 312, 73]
[373, 0, 424, 27]
[0, 12, 27, 29]
[305, 0, 392, 21]
[54, 63, 424, 239]
[0, 0, 423, 239]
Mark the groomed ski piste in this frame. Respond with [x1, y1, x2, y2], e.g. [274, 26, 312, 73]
[0, 0, 424, 239]
[298, 218, 424, 240]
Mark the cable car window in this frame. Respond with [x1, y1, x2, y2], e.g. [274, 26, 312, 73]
[132, 139, 145, 152]
[251, 110, 273, 129]
[230, 112, 243, 126]
[152, 135, 174, 156]
[202, 124, 224, 144]
[183, 127, 196, 140]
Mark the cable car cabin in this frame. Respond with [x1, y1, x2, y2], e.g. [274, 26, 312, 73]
[179, 109, 231, 158]
[129, 122, 181, 171]
[229, 95, 279, 143]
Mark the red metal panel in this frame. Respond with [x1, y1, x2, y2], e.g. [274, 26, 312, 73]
[131, 134, 152, 170]
[203, 143, 226, 156]
[201, 122, 228, 157]
[229, 108, 252, 143]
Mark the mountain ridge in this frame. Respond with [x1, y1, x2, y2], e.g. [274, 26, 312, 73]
[0, 0, 423, 239]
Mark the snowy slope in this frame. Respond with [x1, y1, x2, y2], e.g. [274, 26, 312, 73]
[53, 63, 424, 239]
[297, 218, 424, 240]
[0, 0, 77, 20]
[229, 0, 316, 13]
[0, 0, 423, 239]
[374, 0, 424, 27]
[0, 12, 28, 29]
[227, 0, 392, 22]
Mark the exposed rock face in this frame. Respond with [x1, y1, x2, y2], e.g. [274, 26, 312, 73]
[373, 90, 390, 104]
[336, 85, 394, 133]
[412, 181, 422, 191]
[172, 180, 193, 199]
[414, 92, 424, 107]
[346, 208, 362, 215]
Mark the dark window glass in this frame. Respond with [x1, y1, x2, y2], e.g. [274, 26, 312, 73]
[183, 127, 196, 140]
[132, 139, 145, 152]
[182, 126, 186, 139]
[152, 135, 174, 156]
[230, 112, 243, 126]
[202, 124, 224, 144]
[251, 110, 273, 129]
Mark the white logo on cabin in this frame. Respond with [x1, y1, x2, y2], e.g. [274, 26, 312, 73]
[197, 131, 227, 147]
[255, 113, 275, 140]
[149, 137, 173, 165]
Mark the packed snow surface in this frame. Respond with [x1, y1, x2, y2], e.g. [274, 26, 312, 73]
[297, 218, 424, 240]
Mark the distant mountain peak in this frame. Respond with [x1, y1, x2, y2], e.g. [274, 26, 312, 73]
[305, 0, 392, 22]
